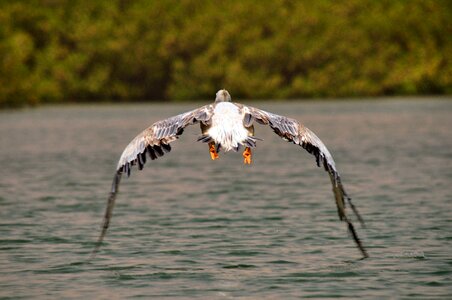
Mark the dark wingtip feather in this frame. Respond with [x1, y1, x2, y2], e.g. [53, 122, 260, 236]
[338, 182, 365, 227]
[346, 219, 369, 258]
[89, 171, 122, 260]
[153, 145, 164, 157]
[346, 196, 366, 227]
[141, 151, 147, 164]
[147, 146, 157, 160]
[137, 154, 144, 170]
[323, 156, 329, 171]
[161, 143, 171, 153]
[123, 163, 130, 177]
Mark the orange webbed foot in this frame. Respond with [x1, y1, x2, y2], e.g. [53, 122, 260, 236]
[209, 143, 219, 160]
[243, 147, 252, 164]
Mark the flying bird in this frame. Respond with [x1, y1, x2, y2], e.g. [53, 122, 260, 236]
[91, 89, 368, 258]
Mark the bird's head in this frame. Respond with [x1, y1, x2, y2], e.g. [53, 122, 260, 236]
[215, 89, 231, 103]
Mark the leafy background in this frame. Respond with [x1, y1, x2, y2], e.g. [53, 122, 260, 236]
[1, 0, 451, 107]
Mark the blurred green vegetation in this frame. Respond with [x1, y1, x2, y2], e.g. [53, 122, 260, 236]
[1, 0, 451, 107]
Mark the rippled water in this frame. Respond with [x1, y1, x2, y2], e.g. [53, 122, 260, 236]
[1, 98, 451, 299]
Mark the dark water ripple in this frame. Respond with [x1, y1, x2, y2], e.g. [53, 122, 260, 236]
[1, 99, 451, 299]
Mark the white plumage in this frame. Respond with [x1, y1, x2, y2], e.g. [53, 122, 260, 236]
[207, 102, 249, 151]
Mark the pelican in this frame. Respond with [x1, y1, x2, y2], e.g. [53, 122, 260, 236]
[91, 89, 368, 258]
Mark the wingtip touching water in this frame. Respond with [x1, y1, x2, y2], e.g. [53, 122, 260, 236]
[90, 89, 368, 259]
[90, 171, 121, 260]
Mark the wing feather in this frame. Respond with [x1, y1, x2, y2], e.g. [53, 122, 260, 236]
[90, 105, 213, 258]
[116, 105, 213, 173]
[240, 104, 368, 258]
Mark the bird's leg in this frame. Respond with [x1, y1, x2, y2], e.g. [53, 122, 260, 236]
[243, 147, 252, 164]
[209, 142, 219, 160]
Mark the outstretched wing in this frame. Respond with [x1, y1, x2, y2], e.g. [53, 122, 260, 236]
[240, 104, 368, 257]
[90, 105, 214, 258]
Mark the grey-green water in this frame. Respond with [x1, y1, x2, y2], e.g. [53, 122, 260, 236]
[1, 99, 451, 299]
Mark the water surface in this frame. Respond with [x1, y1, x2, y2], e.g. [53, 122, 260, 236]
[0, 98, 451, 299]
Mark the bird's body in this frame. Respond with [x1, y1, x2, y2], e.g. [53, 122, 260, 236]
[91, 89, 368, 259]
[206, 101, 251, 152]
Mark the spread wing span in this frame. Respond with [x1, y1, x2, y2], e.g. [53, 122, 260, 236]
[240, 104, 368, 258]
[90, 105, 213, 258]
